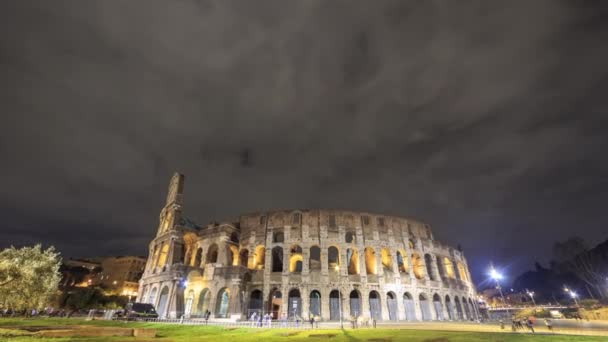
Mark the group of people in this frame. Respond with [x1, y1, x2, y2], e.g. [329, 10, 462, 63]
[505, 315, 549, 333]
[249, 312, 315, 328]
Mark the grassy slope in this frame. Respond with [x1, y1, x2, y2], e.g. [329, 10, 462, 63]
[0, 318, 605, 342]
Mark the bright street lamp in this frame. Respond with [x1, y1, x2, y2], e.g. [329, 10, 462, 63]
[489, 264, 509, 316]
[526, 290, 536, 307]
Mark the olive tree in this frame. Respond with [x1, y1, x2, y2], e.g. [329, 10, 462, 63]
[0, 244, 62, 310]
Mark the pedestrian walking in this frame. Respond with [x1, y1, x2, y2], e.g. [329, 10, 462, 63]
[309, 316, 314, 329]
[526, 318, 535, 333]
[204, 310, 210, 325]
[372, 318, 376, 328]
[544, 318, 553, 332]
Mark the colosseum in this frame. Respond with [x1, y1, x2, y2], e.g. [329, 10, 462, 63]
[137, 173, 480, 322]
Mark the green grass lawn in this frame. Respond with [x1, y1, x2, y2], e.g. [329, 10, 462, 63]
[0, 318, 605, 342]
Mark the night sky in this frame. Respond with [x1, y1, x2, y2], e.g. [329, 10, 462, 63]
[1, 1, 608, 286]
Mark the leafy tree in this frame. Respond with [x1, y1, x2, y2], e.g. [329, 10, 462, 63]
[0, 244, 62, 310]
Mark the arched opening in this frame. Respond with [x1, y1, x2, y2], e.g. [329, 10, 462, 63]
[454, 296, 463, 320]
[288, 289, 302, 318]
[157, 243, 170, 268]
[347, 248, 359, 275]
[468, 298, 478, 320]
[271, 246, 283, 272]
[309, 290, 321, 317]
[197, 289, 210, 316]
[463, 297, 472, 320]
[193, 248, 203, 267]
[445, 295, 454, 320]
[147, 287, 158, 305]
[403, 292, 416, 321]
[457, 262, 468, 282]
[396, 250, 408, 273]
[349, 290, 361, 318]
[289, 245, 303, 273]
[424, 254, 436, 280]
[443, 258, 455, 278]
[229, 245, 239, 266]
[365, 247, 377, 275]
[184, 290, 195, 318]
[215, 288, 230, 318]
[381, 248, 393, 272]
[328, 246, 339, 271]
[249, 290, 263, 316]
[432, 294, 444, 320]
[412, 253, 425, 279]
[252, 246, 265, 270]
[408, 239, 415, 249]
[329, 290, 342, 321]
[369, 291, 382, 320]
[239, 249, 249, 267]
[345, 231, 355, 243]
[273, 230, 284, 243]
[230, 232, 239, 244]
[309, 246, 321, 271]
[387, 292, 398, 321]
[436, 256, 445, 278]
[157, 286, 170, 318]
[206, 244, 218, 264]
[419, 293, 432, 321]
[268, 288, 282, 320]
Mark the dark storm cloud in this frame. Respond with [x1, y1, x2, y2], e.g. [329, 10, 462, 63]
[1, 0, 608, 283]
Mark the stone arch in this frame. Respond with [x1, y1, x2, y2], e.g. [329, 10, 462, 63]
[347, 248, 359, 275]
[215, 288, 230, 318]
[403, 292, 416, 321]
[454, 296, 463, 320]
[249, 290, 263, 315]
[328, 246, 340, 271]
[381, 248, 393, 272]
[463, 296, 472, 320]
[443, 257, 455, 278]
[387, 291, 398, 321]
[309, 290, 321, 317]
[424, 254, 436, 280]
[157, 243, 170, 268]
[412, 253, 425, 279]
[365, 247, 377, 275]
[396, 249, 408, 273]
[197, 288, 211, 315]
[432, 293, 444, 320]
[419, 293, 432, 321]
[147, 286, 158, 305]
[408, 239, 415, 249]
[184, 289, 195, 318]
[271, 246, 283, 272]
[445, 295, 454, 320]
[228, 244, 239, 266]
[268, 288, 282, 320]
[349, 290, 361, 318]
[468, 298, 477, 320]
[206, 244, 218, 264]
[329, 290, 342, 321]
[288, 288, 302, 318]
[309, 245, 321, 271]
[289, 245, 303, 273]
[252, 246, 265, 270]
[192, 247, 203, 267]
[369, 290, 382, 320]
[157, 286, 170, 318]
[457, 262, 468, 282]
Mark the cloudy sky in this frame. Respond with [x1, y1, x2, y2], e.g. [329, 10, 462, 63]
[1, 0, 607, 285]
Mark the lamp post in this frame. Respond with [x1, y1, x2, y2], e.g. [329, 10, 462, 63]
[526, 290, 536, 308]
[489, 265, 509, 317]
[564, 287, 579, 307]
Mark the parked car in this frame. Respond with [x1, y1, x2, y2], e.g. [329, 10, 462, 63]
[115, 303, 158, 320]
[549, 310, 564, 319]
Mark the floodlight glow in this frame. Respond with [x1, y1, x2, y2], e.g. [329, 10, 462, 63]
[570, 291, 578, 298]
[489, 268, 503, 280]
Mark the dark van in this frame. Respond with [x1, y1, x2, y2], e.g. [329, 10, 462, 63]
[117, 302, 158, 320]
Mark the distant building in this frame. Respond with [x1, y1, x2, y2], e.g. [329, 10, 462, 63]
[98, 256, 146, 296]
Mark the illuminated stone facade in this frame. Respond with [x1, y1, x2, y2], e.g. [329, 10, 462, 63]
[137, 173, 479, 321]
